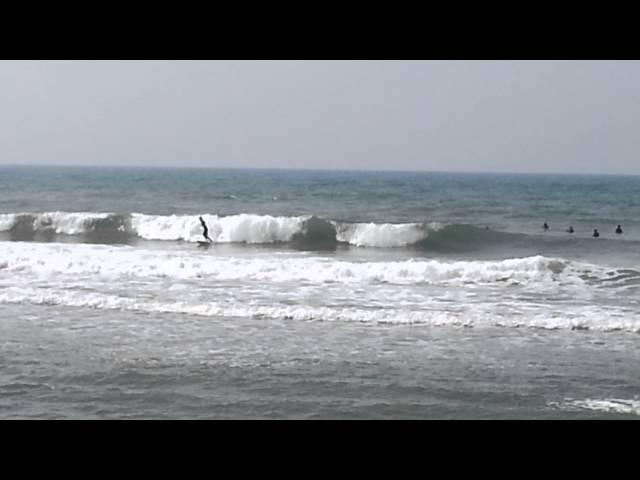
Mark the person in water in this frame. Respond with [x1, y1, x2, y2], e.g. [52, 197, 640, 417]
[593, 229, 600, 238]
[199, 216, 212, 242]
[566, 226, 574, 234]
[615, 225, 623, 235]
[543, 222, 549, 231]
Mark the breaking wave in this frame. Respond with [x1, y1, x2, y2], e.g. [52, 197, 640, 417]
[0, 211, 626, 252]
[0, 211, 442, 249]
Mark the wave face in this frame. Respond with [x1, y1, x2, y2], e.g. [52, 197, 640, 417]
[416, 224, 525, 251]
[0, 212, 131, 243]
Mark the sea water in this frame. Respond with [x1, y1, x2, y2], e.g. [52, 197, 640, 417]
[1, 166, 638, 419]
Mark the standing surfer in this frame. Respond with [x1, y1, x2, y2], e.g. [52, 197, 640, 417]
[199, 216, 213, 243]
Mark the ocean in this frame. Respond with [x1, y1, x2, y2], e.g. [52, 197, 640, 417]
[1, 165, 639, 419]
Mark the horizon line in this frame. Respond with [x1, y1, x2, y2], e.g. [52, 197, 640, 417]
[0, 163, 639, 177]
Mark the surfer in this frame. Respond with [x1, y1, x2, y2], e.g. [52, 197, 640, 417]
[615, 225, 623, 235]
[543, 222, 549, 231]
[199, 216, 212, 243]
[593, 229, 600, 238]
[566, 226, 574, 234]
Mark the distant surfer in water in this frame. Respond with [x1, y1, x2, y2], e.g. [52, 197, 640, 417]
[615, 225, 623, 235]
[543, 222, 549, 231]
[199, 216, 212, 243]
[593, 229, 600, 238]
[566, 226, 574, 234]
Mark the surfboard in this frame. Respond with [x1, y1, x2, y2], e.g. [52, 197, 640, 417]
[197, 241, 212, 247]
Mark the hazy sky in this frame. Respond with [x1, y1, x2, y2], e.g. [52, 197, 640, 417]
[1, 60, 639, 174]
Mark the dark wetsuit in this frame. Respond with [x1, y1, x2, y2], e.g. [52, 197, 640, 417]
[593, 229, 600, 238]
[543, 222, 549, 231]
[567, 226, 574, 234]
[615, 225, 623, 234]
[199, 217, 212, 242]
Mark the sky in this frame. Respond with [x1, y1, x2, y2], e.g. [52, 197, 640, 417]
[0, 60, 639, 174]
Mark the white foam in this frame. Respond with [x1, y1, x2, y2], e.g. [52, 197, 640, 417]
[335, 222, 437, 247]
[0, 212, 110, 234]
[131, 213, 305, 243]
[3, 242, 639, 332]
[40, 211, 111, 234]
[0, 214, 17, 231]
[129, 214, 201, 242]
[0, 242, 584, 286]
[556, 399, 640, 416]
[1, 286, 639, 333]
[0, 288, 447, 324]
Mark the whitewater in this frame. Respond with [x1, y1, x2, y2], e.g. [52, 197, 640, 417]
[2, 240, 639, 333]
[1, 167, 639, 419]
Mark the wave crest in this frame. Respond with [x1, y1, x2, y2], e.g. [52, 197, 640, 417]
[0, 212, 441, 248]
[0, 211, 599, 252]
